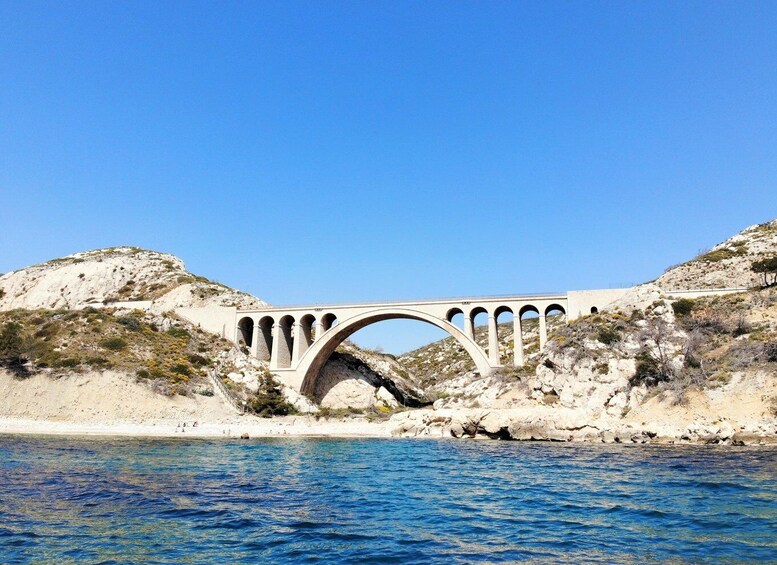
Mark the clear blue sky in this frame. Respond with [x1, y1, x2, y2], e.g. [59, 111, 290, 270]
[1, 2, 776, 352]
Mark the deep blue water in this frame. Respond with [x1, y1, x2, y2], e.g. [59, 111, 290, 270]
[1, 436, 776, 564]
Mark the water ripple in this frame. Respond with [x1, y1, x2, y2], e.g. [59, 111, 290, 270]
[0, 436, 776, 563]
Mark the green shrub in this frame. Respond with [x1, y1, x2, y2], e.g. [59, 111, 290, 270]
[54, 357, 80, 368]
[696, 243, 748, 263]
[166, 327, 190, 340]
[187, 353, 210, 367]
[765, 342, 777, 363]
[597, 325, 621, 345]
[101, 337, 127, 351]
[317, 406, 363, 418]
[116, 315, 142, 331]
[169, 363, 191, 376]
[248, 374, 297, 417]
[671, 298, 695, 317]
[0, 321, 23, 354]
[630, 352, 669, 387]
[85, 356, 110, 367]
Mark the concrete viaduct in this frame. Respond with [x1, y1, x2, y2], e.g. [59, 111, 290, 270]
[218, 289, 629, 395]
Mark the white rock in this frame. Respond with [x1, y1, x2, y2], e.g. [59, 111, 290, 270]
[375, 386, 399, 408]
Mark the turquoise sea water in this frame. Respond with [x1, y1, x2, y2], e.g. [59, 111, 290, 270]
[1, 436, 776, 564]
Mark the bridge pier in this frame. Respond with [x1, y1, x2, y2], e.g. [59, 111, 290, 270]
[464, 315, 474, 339]
[270, 324, 281, 370]
[255, 318, 273, 362]
[487, 315, 499, 365]
[251, 322, 260, 358]
[291, 322, 302, 365]
[539, 314, 548, 351]
[514, 317, 524, 367]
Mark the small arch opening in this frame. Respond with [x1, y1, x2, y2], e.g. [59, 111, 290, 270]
[299, 314, 315, 353]
[320, 313, 338, 335]
[545, 303, 566, 320]
[237, 317, 254, 348]
[590, 306, 599, 314]
[446, 307, 464, 330]
[517, 305, 540, 362]
[544, 304, 567, 343]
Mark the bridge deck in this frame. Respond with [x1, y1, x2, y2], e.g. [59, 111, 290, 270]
[237, 292, 568, 313]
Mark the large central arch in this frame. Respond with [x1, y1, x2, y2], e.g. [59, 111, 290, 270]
[296, 307, 494, 396]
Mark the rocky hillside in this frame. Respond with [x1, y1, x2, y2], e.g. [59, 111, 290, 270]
[0, 246, 417, 413]
[656, 219, 777, 290]
[389, 285, 777, 443]
[394, 315, 564, 407]
[0, 307, 228, 397]
[0, 247, 266, 312]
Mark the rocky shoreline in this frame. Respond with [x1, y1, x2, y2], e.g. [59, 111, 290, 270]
[2, 369, 775, 445]
[1, 410, 774, 445]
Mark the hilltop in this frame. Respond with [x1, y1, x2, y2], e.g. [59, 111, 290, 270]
[0, 246, 265, 312]
[656, 220, 777, 290]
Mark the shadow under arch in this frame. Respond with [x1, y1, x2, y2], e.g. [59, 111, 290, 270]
[297, 308, 493, 396]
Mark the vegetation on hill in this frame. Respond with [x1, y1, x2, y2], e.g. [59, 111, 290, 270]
[398, 315, 565, 390]
[247, 368, 298, 417]
[0, 308, 231, 396]
[752, 256, 777, 287]
[547, 287, 777, 403]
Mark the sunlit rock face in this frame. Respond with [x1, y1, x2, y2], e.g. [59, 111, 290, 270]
[314, 350, 426, 410]
[0, 246, 266, 312]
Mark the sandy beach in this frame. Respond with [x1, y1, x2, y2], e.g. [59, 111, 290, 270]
[0, 415, 394, 439]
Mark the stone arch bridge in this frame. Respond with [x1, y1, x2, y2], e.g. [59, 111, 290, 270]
[219, 289, 628, 395]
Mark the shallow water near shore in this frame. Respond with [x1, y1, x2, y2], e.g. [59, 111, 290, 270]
[1, 436, 776, 563]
